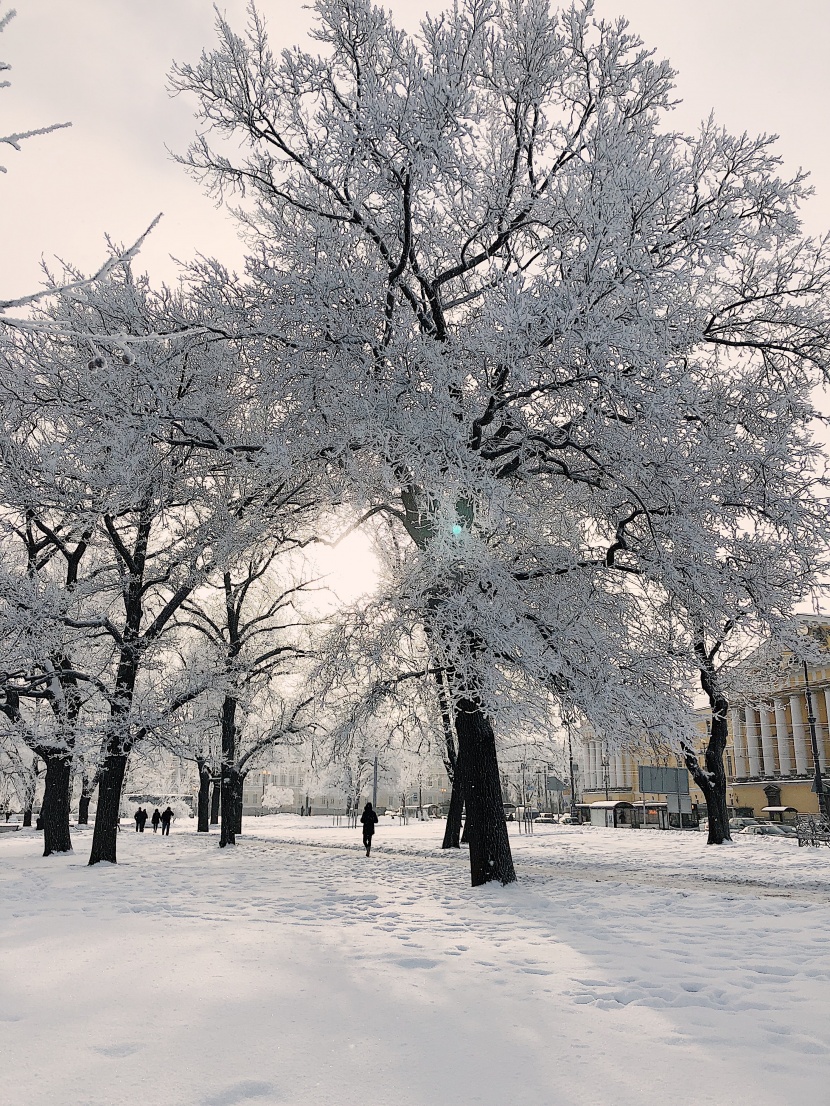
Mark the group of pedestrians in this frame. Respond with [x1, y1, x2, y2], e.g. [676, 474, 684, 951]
[132, 799, 375, 849]
[134, 806, 174, 835]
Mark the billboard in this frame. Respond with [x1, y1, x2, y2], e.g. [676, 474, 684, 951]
[638, 765, 690, 796]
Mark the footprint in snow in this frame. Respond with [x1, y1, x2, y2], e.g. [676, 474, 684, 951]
[201, 1081, 278, 1105]
[92, 1042, 143, 1058]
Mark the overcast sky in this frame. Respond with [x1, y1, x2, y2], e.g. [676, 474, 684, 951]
[2, 0, 829, 302]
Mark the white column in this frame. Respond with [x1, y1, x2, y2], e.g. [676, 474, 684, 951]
[586, 742, 597, 790]
[614, 752, 624, 790]
[578, 744, 588, 790]
[745, 706, 762, 776]
[758, 705, 777, 776]
[730, 708, 747, 777]
[773, 698, 792, 775]
[790, 695, 809, 774]
[819, 689, 830, 772]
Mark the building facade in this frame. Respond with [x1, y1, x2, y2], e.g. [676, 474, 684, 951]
[725, 617, 830, 816]
[574, 616, 830, 819]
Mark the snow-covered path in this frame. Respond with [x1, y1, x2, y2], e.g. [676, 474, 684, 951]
[2, 820, 828, 1105]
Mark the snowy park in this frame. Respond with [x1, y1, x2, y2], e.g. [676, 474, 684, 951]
[2, 818, 829, 1106]
[3, 1, 830, 1103]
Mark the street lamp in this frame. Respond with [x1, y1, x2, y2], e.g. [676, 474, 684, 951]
[564, 713, 578, 818]
[802, 658, 828, 819]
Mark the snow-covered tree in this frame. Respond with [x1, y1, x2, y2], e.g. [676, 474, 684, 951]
[0, 268, 244, 863]
[261, 783, 294, 810]
[0, 7, 70, 174]
[176, 538, 320, 846]
[170, 0, 830, 885]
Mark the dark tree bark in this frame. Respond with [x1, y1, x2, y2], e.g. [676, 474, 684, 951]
[77, 762, 98, 825]
[77, 792, 91, 825]
[210, 779, 221, 825]
[88, 753, 128, 865]
[434, 668, 463, 850]
[455, 699, 515, 886]
[41, 753, 73, 856]
[196, 758, 211, 833]
[460, 804, 470, 844]
[220, 765, 244, 847]
[442, 769, 464, 849]
[682, 632, 732, 845]
[20, 753, 39, 827]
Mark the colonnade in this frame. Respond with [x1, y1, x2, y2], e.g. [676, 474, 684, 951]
[580, 739, 634, 792]
[729, 689, 829, 779]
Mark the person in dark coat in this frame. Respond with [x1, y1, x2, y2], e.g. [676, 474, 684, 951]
[138, 807, 148, 832]
[134, 807, 142, 832]
[360, 801, 378, 856]
[151, 808, 161, 833]
[160, 806, 174, 836]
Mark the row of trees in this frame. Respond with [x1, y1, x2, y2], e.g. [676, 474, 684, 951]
[2, 0, 830, 883]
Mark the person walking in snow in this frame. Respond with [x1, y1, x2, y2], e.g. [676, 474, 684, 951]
[151, 808, 161, 833]
[160, 806, 174, 836]
[360, 801, 378, 856]
[138, 807, 148, 832]
[134, 807, 142, 832]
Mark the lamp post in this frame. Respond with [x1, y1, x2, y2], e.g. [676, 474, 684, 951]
[802, 659, 828, 819]
[565, 715, 578, 818]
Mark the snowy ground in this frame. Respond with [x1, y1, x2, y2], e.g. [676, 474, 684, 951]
[2, 817, 829, 1106]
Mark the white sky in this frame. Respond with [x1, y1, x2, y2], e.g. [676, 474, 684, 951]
[2, 0, 828, 301]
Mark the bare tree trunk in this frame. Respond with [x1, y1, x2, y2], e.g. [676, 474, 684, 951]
[460, 806, 470, 844]
[233, 780, 243, 836]
[684, 706, 731, 845]
[220, 766, 244, 847]
[210, 778, 220, 825]
[442, 766, 463, 849]
[196, 759, 211, 833]
[88, 753, 128, 865]
[77, 767, 98, 825]
[21, 754, 38, 827]
[435, 668, 463, 850]
[77, 792, 91, 825]
[455, 700, 515, 886]
[41, 753, 73, 856]
[689, 636, 732, 845]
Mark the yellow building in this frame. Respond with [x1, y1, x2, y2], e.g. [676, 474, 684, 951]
[723, 616, 830, 817]
[575, 734, 707, 814]
[575, 615, 830, 820]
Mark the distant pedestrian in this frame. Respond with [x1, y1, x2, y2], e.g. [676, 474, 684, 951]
[134, 807, 142, 832]
[360, 801, 378, 856]
[151, 808, 161, 833]
[138, 807, 148, 832]
[160, 806, 174, 836]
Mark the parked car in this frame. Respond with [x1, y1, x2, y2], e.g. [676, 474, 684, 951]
[729, 817, 761, 830]
[739, 823, 795, 838]
[768, 823, 798, 837]
[534, 813, 557, 824]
